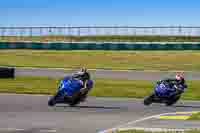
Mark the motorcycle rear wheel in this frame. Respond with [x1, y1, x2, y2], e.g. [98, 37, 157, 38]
[165, 95, 181, 106]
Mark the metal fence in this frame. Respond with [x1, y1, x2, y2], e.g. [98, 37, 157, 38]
[0, 26, 200, 42]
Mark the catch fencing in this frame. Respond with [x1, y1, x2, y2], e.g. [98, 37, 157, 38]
[0, 26, 200, 42]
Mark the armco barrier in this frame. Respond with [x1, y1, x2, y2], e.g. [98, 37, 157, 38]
[0, 42, 200, 50]
[0, 67, 15, 78]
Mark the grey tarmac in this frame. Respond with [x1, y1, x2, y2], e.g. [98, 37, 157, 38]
[0, 94, 199, 133]
[1, 67, 200, 133]
[15, 67, 200, 80]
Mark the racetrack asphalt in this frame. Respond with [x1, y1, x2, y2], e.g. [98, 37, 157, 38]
[0, 94, 199, 133]
[1, 67, 200, 133]
[15, 67, 200, 80]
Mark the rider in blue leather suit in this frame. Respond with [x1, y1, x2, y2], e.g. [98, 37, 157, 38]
[156, 73, 187, 98]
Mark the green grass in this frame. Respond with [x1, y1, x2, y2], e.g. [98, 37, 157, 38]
[1, 50, 200, 71]
[0, 76, 200, 100]
[189, 112, 200, 120]
[1, 35, 200, 42]
[117, 130, 200, 133]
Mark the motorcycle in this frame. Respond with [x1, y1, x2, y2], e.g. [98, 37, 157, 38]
[48, 76, 94, 107]
[144, 81, 183, 106]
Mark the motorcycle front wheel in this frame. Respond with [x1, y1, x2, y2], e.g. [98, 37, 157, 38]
[144, 93, 155, 106]
[48, 96, 56, 106]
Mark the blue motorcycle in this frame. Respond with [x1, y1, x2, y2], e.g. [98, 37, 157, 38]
[144, 81, 183, 106]
[48, 76, 94, 107]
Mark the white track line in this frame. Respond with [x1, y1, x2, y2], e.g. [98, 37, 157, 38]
[0, 93, 50, 97]
[39, 129, 57, 133]
[0, 128, 57, 132]
[118, 127, 194, 132]
[98, 111, 199, 133]
[0, 128, 25, 131]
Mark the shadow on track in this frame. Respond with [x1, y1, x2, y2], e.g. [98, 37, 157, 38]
[55, 105, 124, 110]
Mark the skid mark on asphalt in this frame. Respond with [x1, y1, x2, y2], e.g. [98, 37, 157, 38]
[99, 111, 200, 133]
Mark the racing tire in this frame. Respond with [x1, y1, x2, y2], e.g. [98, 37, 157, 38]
[69, 92, 82, 107]
[48, 97, 56, 106]
[69, 96, 81, 107]
[69, 99, 81, 107]
[165, 95, 181, 106]
[144, 94, 154, 106]
[79, 91, 88, 102]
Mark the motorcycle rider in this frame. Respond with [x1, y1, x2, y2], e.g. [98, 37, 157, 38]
[48, 67, 93, 106]
[71, 67, 93, 101]
[157, 72, 187, 96]
[143, 72, 187, 106]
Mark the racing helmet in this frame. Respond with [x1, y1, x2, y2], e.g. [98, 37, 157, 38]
[81, 67, 90, 80]
[73, 67, 90, 80]
[74, 67, 87, 75]
[80, 67, 87, 73]
[175, 72, 184, 81]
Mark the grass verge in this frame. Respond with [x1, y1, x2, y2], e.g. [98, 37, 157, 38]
[1, 50, 200, 71]
[0, 76, 200, 100]
[189, 112, 200, 120]
[1, 35, 200, 42]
